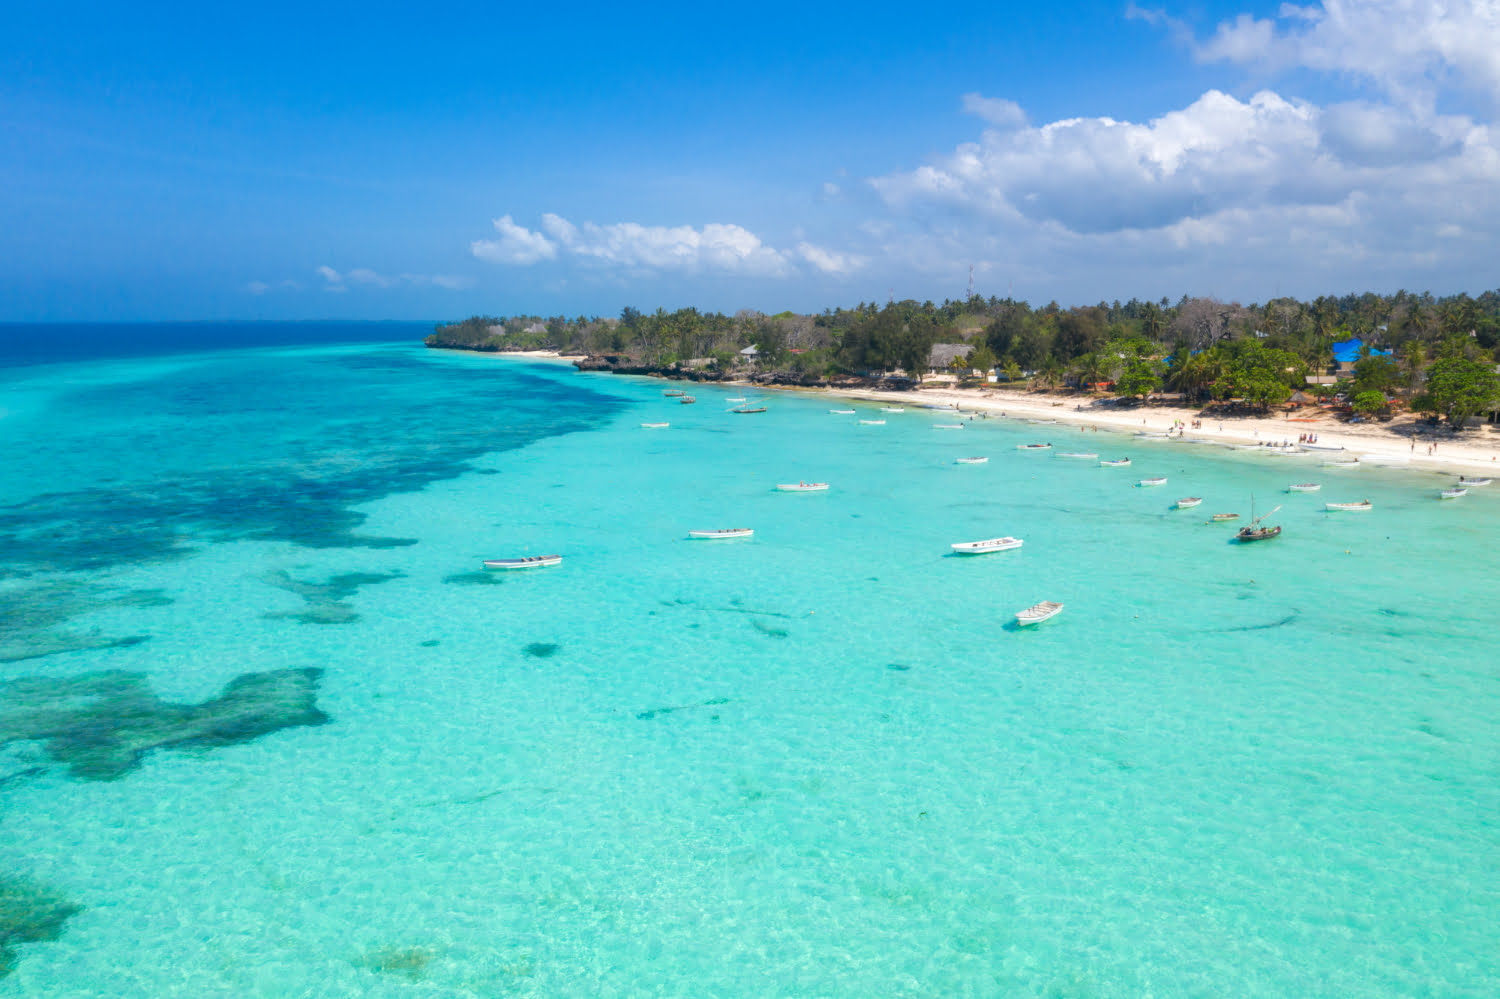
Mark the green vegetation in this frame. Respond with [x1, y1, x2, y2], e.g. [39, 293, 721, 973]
[430, 288, 1500, 420]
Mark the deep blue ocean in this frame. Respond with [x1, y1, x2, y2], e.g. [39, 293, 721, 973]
[1, 325, 1497, 997]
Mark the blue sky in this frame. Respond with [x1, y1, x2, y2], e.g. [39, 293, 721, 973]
[4, 1, 1498, 320]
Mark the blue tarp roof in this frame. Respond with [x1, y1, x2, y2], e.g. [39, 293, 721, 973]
[1332, 337, 1392, 364]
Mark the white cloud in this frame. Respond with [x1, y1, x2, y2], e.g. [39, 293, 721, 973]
[796, 242, 866, 276]
[961, 93, 1027, 128]
[312, 266, 466, 292]
[470, 214, 558, 265]
[247, 281, 269, 295]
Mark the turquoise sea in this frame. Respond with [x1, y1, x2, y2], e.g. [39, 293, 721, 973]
[2, 327, 1497, 997]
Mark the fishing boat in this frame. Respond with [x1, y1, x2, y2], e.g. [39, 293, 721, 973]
[934, 423, 964, 430]
[1210, 512, 1240, 522]
[1300, 442, 1345, 451]
[1056, 451, 1098, 459]
[951, 536, 1023, 554]
[1176, 497, 1202, 508]
[1288, 483, 1322, 492]
[663, 389, 685, 397]
[776, 481, 829, 492]
[828, 408, 855, 414]
[1138, 477, 1167, 487]
[955, 457, 989, 464]
[1100, 458, 1131, 467]
[483, 555, 562, 569]
[731, 405, 768, 414]
[1326, 500, 1373, 512]
[1439, 487, 1468, 500]
[1323, 459, 1360, 468]
[679, 395, 696, 404]
[639, 422, 670, 429]
[858, 419, 886, 426]
[1235, 501, 1282, 542]
[1015, 600, 1064, 626]
[1017, 443, 1051, 450]
[1460, 476, 1492, 486]
[880, 406, 905, 414]
[688, 528, 753, 539]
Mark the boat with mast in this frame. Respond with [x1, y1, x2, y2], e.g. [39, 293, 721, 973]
[1235, 499, 1281, 542]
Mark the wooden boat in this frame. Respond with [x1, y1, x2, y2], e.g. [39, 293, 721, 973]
[663, 389, 685, 397]
[1100, 458, 1131, 467]
[880, 406, 905, 413]
[933, 423, 964, 430]
[1017, 443, 1052, 450]
[951, 536, 1023, 554]
[726, 397, 746, 403]
[1299, 442, 1344, 451]
[1288, 483, 1322, 492]
[1056, 451, 1098, 459]
[1460, 476, 1492, 486]
[1210, 512, 1240, 522]
[688, 528, 753, 539]
[639, 422, 670, 429]
[1015, 600, 1063, 626]
[1323, 459, 1360, 468]
[1326, 500, 1373, 512]
[483, 555, 562, 569]
[828, 408, 855, 414]
[1235, 502, 1281, 542]
[731, 405, 767, 414]
[1138, 477, 1167, 487]
[955, 456, 989, 464]
[1176, 497, 1202, 508]
[776, 481, 829, 492]
[1439, 487, 1468, 499]
[858, 418, 886, 425]
[679, 395, 696, 404]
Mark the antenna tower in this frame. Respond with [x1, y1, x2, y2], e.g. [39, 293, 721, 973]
[967, 265, 974, 301]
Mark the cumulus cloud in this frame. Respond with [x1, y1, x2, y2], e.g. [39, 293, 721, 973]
[796, 242, 867, 276]
[470, 214, 558, 265]
[472, 214, 797, 277]
[961, 93, 1027, 128]
[313, 266, 466, 292]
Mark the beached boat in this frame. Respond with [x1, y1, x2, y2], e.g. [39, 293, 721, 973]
[776, 481, 829, 492]
[639, 422, 670, 429]
[1439, 487, 1468, 499]
[1211, 512, 1240, 522]
[1326, 500, 1373, 512]
[731, 405, 768, 414]
[1299, 442, 1344, 451]
[679, 395, 696, 404]
[880, 407, 905, 413]
[1027, 419, 1059, 425]
[688, 528, 753, 539]
[663, 389, 685, 397]
[483, 555, 562, 569]
[1017, 443, 1051, 450]
[1235, 502, 1282, 543]
[1460, 476, 1492, 486]
[1015, 600, 1063, 625]
[1288, 483, 1322, 492]
[1100, 458, 1131, 467]
[1176, 497, 1202, 508]
[951, 536, 1023, 554]
[955, 456, 989, 464]
[934, 423, 964, 430]
[1056, 451, 1098, 459]
[858, 419, 886, 426]
[1136, 432, 1171, 439]
[1138, 477, 1167, 487]
[828, 408, 855, 414]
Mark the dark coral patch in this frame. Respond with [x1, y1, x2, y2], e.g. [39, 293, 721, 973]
[0, 876, 83, 979]
[442, 571, 505, 586]
[263, 570, 402, 626]
[522, 643, 559, 659]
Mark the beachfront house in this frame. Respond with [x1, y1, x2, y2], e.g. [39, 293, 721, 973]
[1332, 337, 1392, 377]
[928, 343, 973, 375]
[738, 345, 759, 366]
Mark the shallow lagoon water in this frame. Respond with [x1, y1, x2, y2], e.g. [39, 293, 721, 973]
[1, 338, 1498, 996]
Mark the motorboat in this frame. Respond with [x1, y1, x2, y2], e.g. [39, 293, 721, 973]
[1460, 476, 1492, 486]
[1015, 600, 1063, 625]
[951, 536, 1023, 555]
[483, 555, 562, 569]
[688, 528, 753, 539]
[1288, 483, 1322, 492]
[934, 423, 964, 430]
[776, 482, 829, 492]
[1176, 497, 1202, 508]
[880, 407, 905, 413]
[828, 408, 856, 414]
[639, 422, 670, 429]
[1326, 500, 1373, 512]
[1017, 443, 1052, 450]
[955, 457, 989, 464]
[1138, 477, 1167, 487]
[1056, 452, 1098, 459]
[1439, 487, 1468, 499]
[1100, 458, 1131, 467]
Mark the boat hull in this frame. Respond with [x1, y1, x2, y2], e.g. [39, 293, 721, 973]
[483, 556, 562, 569]
[1016, 600, 1063, 625]
[776, 483, 829, 492]
[688, 529, 753, 539]
[951, 537, 1023, 554]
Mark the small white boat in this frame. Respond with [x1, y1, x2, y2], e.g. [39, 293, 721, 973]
[858, 419, 886, 426]
[1439, 487, 1468, 500]
[1323, 460, 1360, 468]
[1138, 477, 1167, 487]
[955, 457, 989, 464]
[951, 536, 1023, 554]
[663, 389, 685, 397]
[679, 395, 696, 404]
[1211, 512, 1240, 522]
[1017, 443, 1051, 450]
[1027, 419, 1058, 425]
[483, 555, 562, 570]
[727, 397, 747, 403]
[776, 482, 829, 492]
[640, 422, 670, 429]
[1299, 442, 1344, 451]
[688, 528, 753, 539]
[1460, 477, 1492, 487]
[1176, 497, 1202, 508]
[1289, 482, 1321, 492]
[1136, 432, 1171, 439]
[828, 408, 855, 414]
[1100, 458, 1131, 467]
[934, 423, 964, 430]
[1056, 452, 1098, 460]
[1326, 500, 1373, 512]
[1015, 600, 1063, 626]
[880, 406, 905, 413]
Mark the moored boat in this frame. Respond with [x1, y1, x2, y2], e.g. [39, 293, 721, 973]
[726, 397, 747, 403]
[1439, 487, 1468, 499]
[880, 406, 905, 413]
[1136, 432, 1171, 439]
[1015, 600, 1063, 625]
[1176, 497, 1202, 508]
[1138, 477, 1167, 487]
[1056, 451, 1098, 459]
[934, 423, 964, 429]
[1211, 512, 1240, 522]
[1300, 442, 1344, 451]
[663, 389, 685, 397]
[679, 395, 696, 404]
[955, 456, 989, 464]
[731, 405, 768, 413]
[1235, 501, 1282, 542]
[858, 418, 886, 425]
[828, 408, 855, 414]
[1100, 458, 1131, 467]
[1326, 500, 1373, 511]
[1017, 443, 1051, 450]
[1460, 476, 1492, 486]
[1323, 459, 1360, 468]
[483, 555, 562, 569]
[951, 536, 1023, 554]
[640, 422, 670, 429]
[1288, 483, 1321, 492]
[688, 528, 754, 539]
[776, 481, 829, 492]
